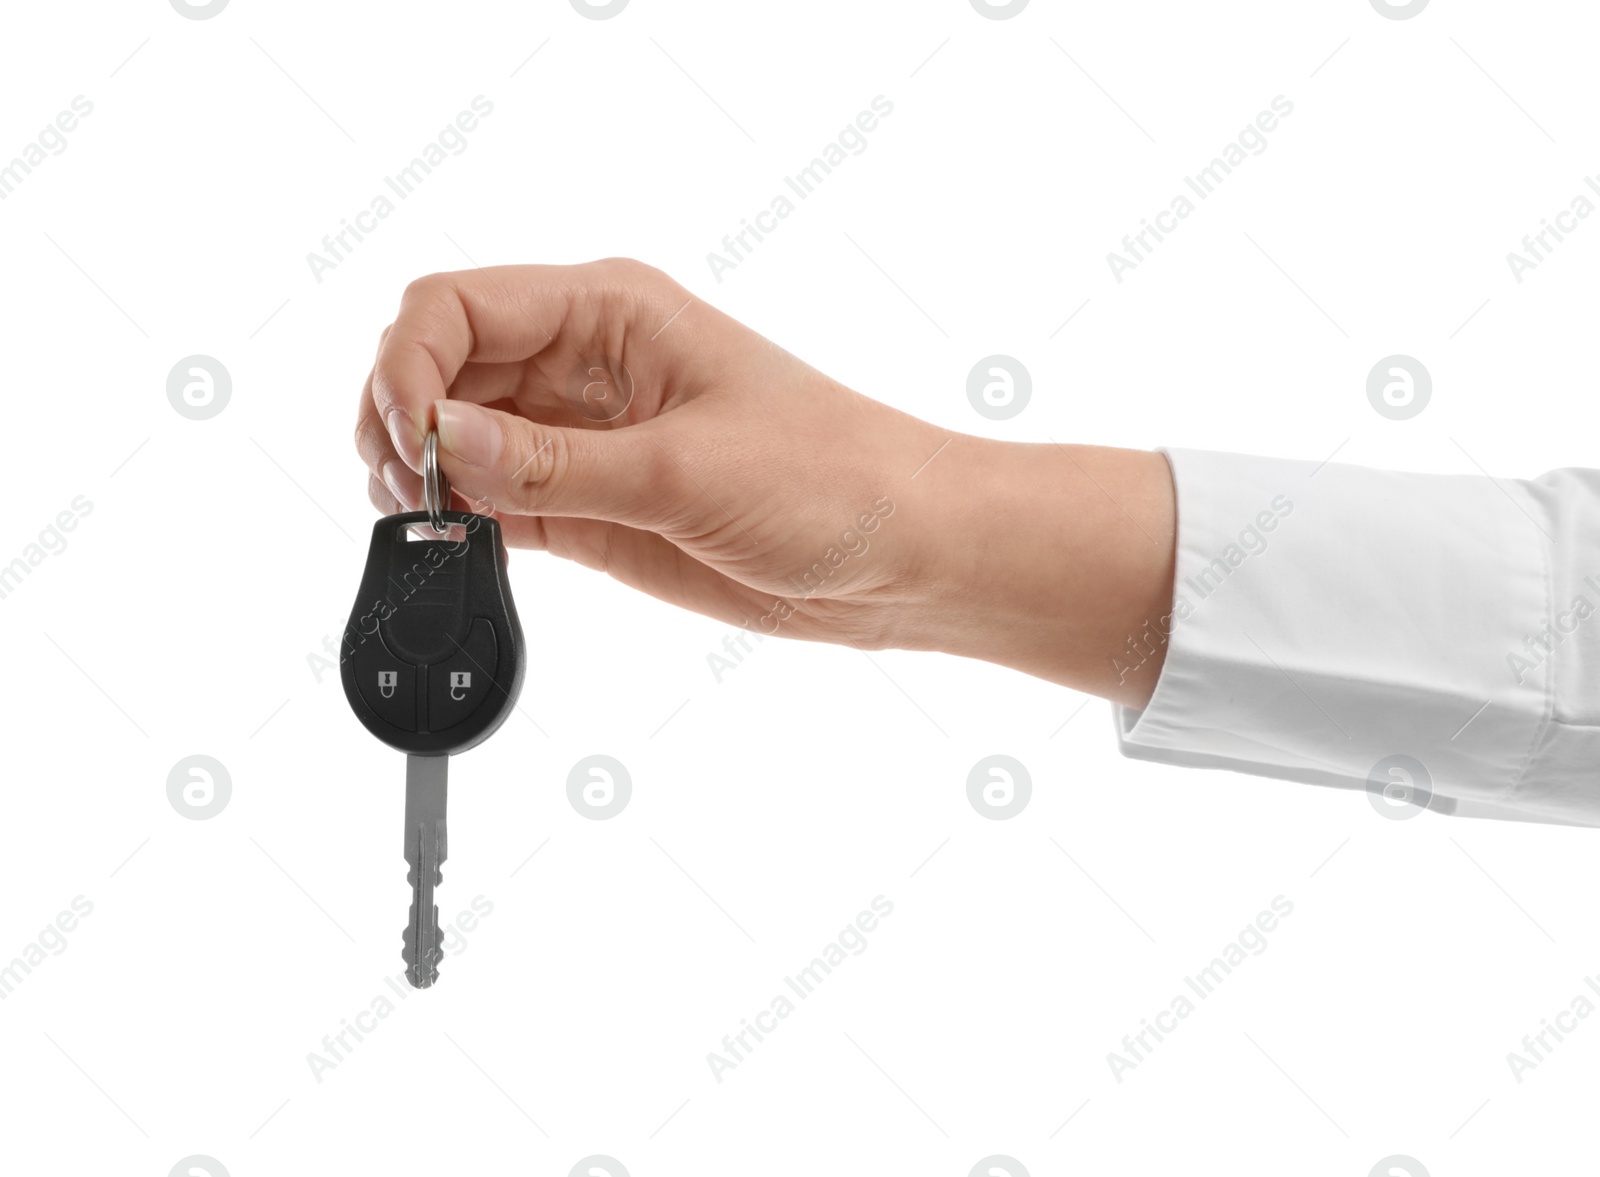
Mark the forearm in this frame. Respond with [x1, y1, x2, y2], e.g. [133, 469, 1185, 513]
[906, 440, 1176, 708]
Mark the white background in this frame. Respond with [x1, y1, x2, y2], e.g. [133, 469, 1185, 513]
[2, 1, 1597, 1174]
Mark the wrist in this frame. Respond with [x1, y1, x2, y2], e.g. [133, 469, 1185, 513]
[903, 439, 1177, 706]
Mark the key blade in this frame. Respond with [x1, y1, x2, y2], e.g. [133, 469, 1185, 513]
[402, 754, 449, 989]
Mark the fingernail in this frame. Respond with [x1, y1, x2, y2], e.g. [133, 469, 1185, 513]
[435, 400, 502, 468]
[386, 407, 422, 472]
[381, 460, 418, 510]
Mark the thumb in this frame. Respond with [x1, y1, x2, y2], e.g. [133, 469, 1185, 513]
[433, 400, 679, 527]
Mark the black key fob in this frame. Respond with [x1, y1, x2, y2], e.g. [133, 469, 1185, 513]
[341, 511, 526, 756]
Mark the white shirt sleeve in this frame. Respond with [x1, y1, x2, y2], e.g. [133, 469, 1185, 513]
[1113, 448, 1600, 826]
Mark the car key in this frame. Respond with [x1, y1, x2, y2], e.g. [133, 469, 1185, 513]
[341, 508, 525, 987]
[340, 440, 525, 988]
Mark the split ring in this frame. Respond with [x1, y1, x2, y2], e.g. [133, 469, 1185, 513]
[422, 428, 451, 534]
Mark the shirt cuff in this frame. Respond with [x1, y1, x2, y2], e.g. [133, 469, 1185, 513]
[1113, 447, 1586, 825]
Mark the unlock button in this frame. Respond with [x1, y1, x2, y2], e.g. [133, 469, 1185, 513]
[427, 619, 498, 731]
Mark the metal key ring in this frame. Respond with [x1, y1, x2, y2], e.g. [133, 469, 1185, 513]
[422, 428, 451, 534]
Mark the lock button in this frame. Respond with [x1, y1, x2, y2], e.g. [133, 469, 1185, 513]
[351, 634, 417, 731]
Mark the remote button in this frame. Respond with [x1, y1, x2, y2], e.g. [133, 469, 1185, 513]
[427, 618, 499, 731]
[352, 635, 417, 731]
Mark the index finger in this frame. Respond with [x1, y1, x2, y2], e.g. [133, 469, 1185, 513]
[372, 259, 680, 470]
[373, 266, 556, 470]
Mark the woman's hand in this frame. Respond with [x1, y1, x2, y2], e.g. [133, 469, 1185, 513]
[354, 259, 1176, 706]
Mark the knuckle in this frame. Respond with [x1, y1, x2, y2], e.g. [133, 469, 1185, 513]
[628, 434, 691, 526]
[584, 258, 687, 340]
[589, 255, 643, 276]
[400, 272, 466, 319]
[353, 413, 389, 469]
[366, 472, 391, 512]
[506, 425, 566, 510]
[591, 256, 672, 291]
[638, 435, 680, 492]
[401, 272, 447, 302]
